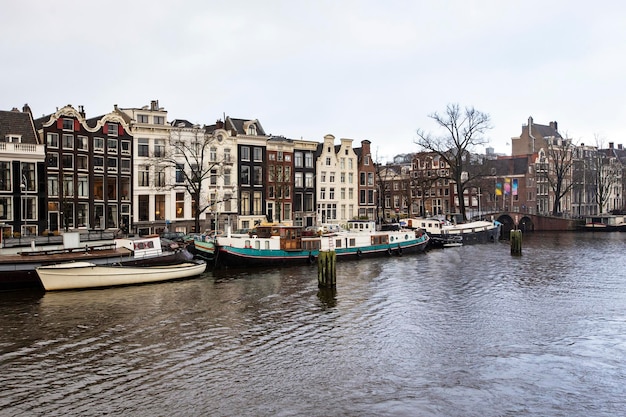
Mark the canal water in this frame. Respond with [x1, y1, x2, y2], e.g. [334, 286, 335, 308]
[1, 232, 625, 417]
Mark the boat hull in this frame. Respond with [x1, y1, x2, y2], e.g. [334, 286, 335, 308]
[0, 247, 193, 291]
[36, 261, 207, 291]
[215, 235, 430, 268]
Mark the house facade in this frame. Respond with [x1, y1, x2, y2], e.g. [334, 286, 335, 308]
[36, 105, 133, 234]
[0, 106, 46, 238]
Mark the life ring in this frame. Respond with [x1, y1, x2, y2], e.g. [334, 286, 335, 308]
[387, 247, 392, 256]
[356, 249, 362, 258]
[396, 244, 403, 256]
[308, 253, 315, 264]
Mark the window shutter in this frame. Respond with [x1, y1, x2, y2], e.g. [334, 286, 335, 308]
[103, 123, 108, 134]
[74, 119, 80, 131]
[118, 125, 124, 135]
[56, 118, 63, 129]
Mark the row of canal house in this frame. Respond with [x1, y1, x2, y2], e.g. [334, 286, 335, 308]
[380, 117, 624, 220]
[0, 101, 378, 239]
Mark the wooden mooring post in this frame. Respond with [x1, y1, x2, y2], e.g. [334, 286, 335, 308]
[510, 229, 522, 255]
[317, 250, 336, 288]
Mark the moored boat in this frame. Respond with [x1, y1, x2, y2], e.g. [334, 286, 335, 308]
[0, 235, 193, 291]
[578, 214, 626, 232]
[214, 220, 430, 268]
[404, 217, 501, 248]
[185, 235, 216, 262]
[36, 260, 207, 291]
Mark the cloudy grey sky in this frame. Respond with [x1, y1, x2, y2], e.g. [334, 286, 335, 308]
[3, 0, 625, 161]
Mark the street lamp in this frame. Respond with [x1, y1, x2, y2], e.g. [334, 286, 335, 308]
[20, 175, 27, 236]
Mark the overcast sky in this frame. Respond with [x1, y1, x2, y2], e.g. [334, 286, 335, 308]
[3, 0, 625, 162]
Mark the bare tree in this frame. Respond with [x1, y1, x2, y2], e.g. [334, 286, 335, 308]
[155, 126, 223, 233]
[539, 137, 577, 216]
[415, 104, 491, 220]
[591, 139, 621, 214]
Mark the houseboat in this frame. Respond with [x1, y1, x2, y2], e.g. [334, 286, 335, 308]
[405, 217, 501, 248]
[213, 220, 430, 268]
[0, 235, 193, 291]
[579, 214, 626, 232]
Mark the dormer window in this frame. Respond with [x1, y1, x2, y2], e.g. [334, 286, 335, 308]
[5, 135, 20, 143]
[62, 118, 74, 131]
[106, 122, 118, 136]
[247, 124, 257, 135]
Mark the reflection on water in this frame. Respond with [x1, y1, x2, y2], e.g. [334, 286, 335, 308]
[1, 232, 625, 416]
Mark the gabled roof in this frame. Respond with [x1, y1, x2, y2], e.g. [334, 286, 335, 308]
[0, 108, 39, 144]
[170, 119, 197, 129]
[226, 117, 266, 136]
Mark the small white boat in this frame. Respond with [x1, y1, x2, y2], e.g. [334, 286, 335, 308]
[36, 260, 207, 291]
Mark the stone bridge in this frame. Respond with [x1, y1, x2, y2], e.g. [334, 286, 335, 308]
[485, 212, 582, 234]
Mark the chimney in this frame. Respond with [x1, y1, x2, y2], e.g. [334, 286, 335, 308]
[22, 103, 32, 115]
[549, 121, 558, 131]
[609, 142, 614, 149]
[78, 105, 85, 118]
[151, 100, 159, 111]
[619, 144, 623, 150]
[216, 119, 224, 129]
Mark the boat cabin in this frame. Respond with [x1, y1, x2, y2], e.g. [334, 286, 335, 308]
[115, 235, 163, 258]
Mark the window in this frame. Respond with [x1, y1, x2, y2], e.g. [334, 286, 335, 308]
[176, 193, 185, 218]
[154, 194, 165, 220]
[224, 148, 231, 162]
[62, 155, 73, 169]
[154, 116, 165, 125]
[138, 138, 149, 157]
[94, 156, 104, 171]
[138, 114, 149, 123]
[210, 169, 217, 185]
[63, 174, 74, 197]
[62, 118, 74, 131]
[247, 124, 257, 135]
[176, 164, 185, 183]
[21, 162, 36, 191]
[76, 155, 88, 170]
[107, 177, 117, 200]
[340, 158, 345, 169]
[154, 139, 165, 157]
[368, 172, 374, 186]
[241, 166, 250, 185]
[107, 139, 118, 154]
[224, 168, 231, 186]
[48, 175, 59, 197]
[210, 147, 217, 162]
[121, 141, 131, 155]
[47, 133, 59, 148]
[329, 188, 335, 199]
[360, 172, 366, 186]
[77, 175, 88, 197]
[329, 172, 335, 183]
[77, 203, 88, 227]
[107, 157, 117, 172]
[62, 134, 74, 149]
[106, 204, 118, 228]
[295, 172, 303, 187]
[139, 165, 150, 187]
[94, 137, 104, 152]
[121, 178, 130, 200]
[253, 191, 262, 215]
[241, 192, 250, 214]
[94, 177, 104, 200]
[305, 152, 313, 168]
[326, 157, 331, 166]
[254, 166, 263, 185]
[121, 159, 131, 173]
[295, 152, 303, 167]
[138, 195, 149, 221]
[0, 197, 11, 220]
[253, 147, 263, 161]
[155, 166, 165, 187]
[285, 154, 291, 162]
[76, 136, 88, 150]
[107, 122, 118, 136]
[305, 173, 314, 188]
[241, 146, 250, 161]
[340, 173, 345, 183]
[47, 153, 58, 168]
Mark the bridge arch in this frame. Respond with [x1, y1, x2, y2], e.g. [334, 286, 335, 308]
[518, 216, 534, 232]
[496, 214, 515, 236]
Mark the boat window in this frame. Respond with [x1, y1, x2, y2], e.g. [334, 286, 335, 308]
[335, 239, 342, 248]
[349, 238, 355, 246]
[245, 239, 251, 247]
[255, 241, 260, 249]
[265, 241, 270, 250]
